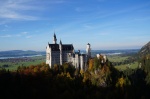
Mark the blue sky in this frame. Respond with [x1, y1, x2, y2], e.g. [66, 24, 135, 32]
[0, 0, 150, 51]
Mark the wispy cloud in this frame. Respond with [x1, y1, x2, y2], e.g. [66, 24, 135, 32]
[0, 0, 39, 21]
[134, 17, 150, 21]
[51, 0, 66, 4]
[4, 25, 9, 27]
[75, 7, 83, 12]
[16, 31, 28, 37]
[21, 32, 28, 35]
[98, 32, 109, 36]
[83, 23, 93, 29]
[124, 35, 150, 41]
[26, 36, 32, 39]
[0, 34, 12, 38]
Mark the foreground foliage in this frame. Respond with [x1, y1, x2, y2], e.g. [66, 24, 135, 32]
[0, 54, 150, 99]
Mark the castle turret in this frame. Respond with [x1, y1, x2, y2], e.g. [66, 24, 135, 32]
[53, 33, 57, 44]
[59, 40, 62, 65]
[86, 43, 91, 58]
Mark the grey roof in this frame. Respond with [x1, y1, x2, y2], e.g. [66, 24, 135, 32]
[49, 44, 59, 51]
[48, 44, 74, 51]
[62, 44, 74, 51]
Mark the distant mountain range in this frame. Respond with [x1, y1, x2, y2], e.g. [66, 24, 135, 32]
[139, 41, 150, 56]
[0, 50, 45, 58]
[0, 49, 141, 59]
[90, 49, 140, 57]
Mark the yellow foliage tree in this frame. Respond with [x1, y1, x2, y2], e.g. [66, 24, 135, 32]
[66, 72, 71, 78]
[80, 70, 84, 75]
[88, 59, 94, 71]
[116, 77, 125, 87]
[83, 70, 91, 83]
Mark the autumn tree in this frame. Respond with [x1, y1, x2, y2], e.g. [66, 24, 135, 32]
[88, 58, 94, 71]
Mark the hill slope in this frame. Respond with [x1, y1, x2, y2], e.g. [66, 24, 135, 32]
[139, 41, 150, 56]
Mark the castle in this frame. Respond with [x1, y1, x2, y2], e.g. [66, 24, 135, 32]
[46, 33, 91, 71]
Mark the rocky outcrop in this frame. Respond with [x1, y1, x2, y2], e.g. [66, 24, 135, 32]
[139, 41, 150, 56]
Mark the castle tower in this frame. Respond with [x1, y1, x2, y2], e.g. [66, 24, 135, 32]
[80, 54, 84, 71]
[53, 33, 57, 44]
[59, 40, 62, 65]
[46, 42, 52, 68]
[86, 43, 91, 58]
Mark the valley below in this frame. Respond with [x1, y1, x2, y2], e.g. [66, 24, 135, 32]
[0, 49, 140, 71]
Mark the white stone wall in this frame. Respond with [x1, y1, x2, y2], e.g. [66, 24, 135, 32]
[86, 44, 91, 58]
[80, 55, 84, 71]
[46, 42, 89, 71]
[46, 46, 51, 66]
[75, 54, 79, 68]
[80, 54, 87, 71]
[72, 57, 75, 67]
[59, 44, 62, 65]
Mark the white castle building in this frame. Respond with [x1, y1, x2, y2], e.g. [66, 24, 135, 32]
[46, 33, 91, 71]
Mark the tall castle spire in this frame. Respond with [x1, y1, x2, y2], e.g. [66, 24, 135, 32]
[53, 32, 57, 44]
[86, 43, 91, 58]
[59, 39, 62, 65]
[60, 39, 62, 45]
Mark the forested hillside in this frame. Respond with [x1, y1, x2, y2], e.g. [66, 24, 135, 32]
[0, 42, 150, 99]
[0, 55, 150, 99]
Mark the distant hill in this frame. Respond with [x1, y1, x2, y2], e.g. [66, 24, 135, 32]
[0, 50, 45, 57]
[139, 41, 150, 56]
[90, 49, 139, 57]
[0, 49, 140, 58]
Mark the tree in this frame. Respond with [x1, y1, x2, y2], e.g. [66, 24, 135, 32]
[54, 64, 59, 71]
[116, 76, 125, 88]
[88, 58, 94, 71]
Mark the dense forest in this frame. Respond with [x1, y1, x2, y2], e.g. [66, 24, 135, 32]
[0, 53, 150, 99]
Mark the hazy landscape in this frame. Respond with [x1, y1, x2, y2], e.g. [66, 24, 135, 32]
[0, 0, 150, 99]
[0, 49, 139, 71]
[0, 43, 150, 99]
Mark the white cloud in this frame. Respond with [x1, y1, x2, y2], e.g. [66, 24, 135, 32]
[83, 24, 93, 29]
[99, 32, 109, 36]
[16, 34, 21, 37]
[26, 36, 32, 38]
[0, 34, 11, 38]
[15, 32, 29, 37]
[21, 32, 28, 35]
[124, 35, 150, 41]
[0, 0, 39, 20]
[52, 0, 65, 4]
[134, 17, 150, 21]
[4, 25, 8, 27]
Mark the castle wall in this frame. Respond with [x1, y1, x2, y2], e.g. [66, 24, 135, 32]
[80, 55, 84, 71]
[51, 51, 60, 67]
[46, 46, 51, 65]
[62, 51, 69, 63]
[75, 54, 79, 69]
[46, 34, 91, 71]
[80, 54, 87, 71]
[67, 53, 72, 63]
